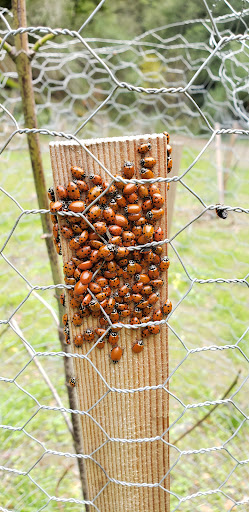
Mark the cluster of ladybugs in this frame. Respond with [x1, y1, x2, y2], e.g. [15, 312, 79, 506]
[48, 132, 172, 376]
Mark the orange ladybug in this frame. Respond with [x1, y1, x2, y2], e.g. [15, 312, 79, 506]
[162, 299, 172, 315]
[110, 346, 123, 363]
[132, 341, 144, 353]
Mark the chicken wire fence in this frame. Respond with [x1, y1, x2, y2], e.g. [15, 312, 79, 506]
[1, 1, 249, 511]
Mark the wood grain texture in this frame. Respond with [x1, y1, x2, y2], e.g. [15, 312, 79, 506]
[50, 133, 170, 512]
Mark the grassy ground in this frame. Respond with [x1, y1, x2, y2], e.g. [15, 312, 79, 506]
[1, 137, 249, 511]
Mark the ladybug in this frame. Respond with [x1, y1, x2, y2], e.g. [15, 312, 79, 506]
[78, 230, 89, 244]
[74, 267, 81, 281]
[89, 174, 103, 186]
[67, 181, 80, 200]
[60, 293, 65, 306]
[138, 184, 149, 199]
[69, 201, 85, 213]
[90, 249, 101, 263]
[162, 299, 172, 315]
[103, 207, 116, 224]
[143, 284, 153, 295]
[96, 340, 105, 349]
[127, 260, 136, 275]
[89, 282, 102, 295]
[148, 292, 159, 305]
[123, 183, 137, 196]
[79, 305, 90, 317]
[48, 187, 55, 202]
[124, 204, 141, 216]
[63, 261, 75, 277]
[71, 165, 86, 180]
[87, 186, 103, 203]
[216, 205, 228, 219]
[74, 335, 84, 347]
[146, 208, 164, 222]
[80, 270, 93, 284]
[109, 309, 119, 323]
[123, 161, 135, 179]
[163, 131, 170, 144]
[108, 198, 118, 212]
[115, 193, 127, 207]
[74, 281, 88, 296]
[51, 214, 58, 225]
[98, 245, 114, 261]
[64, 332, 70, 345]
[108, 332, 119, 345]
[109, 277, 120, 288]
[141, 327, 150, 338]
[143, 224, 154, 240]
[50, 201, 62, 213]
[140, 168, 154, 180]
[72, 224, 82, 235]
[88, 205, 102, 222]
[140, 157, 156, 169]
[132, 341, 144, 353]
[110, 346, 123, 363]
[135, 273, 150, 284]
[134, 307, 143, 319]
[159, 257, 170, 271]
[154, 227, 164, 241]
[93, 221, 107, 235]
[115, 214, 128, 229]
[148, 265, 160, 279]
[103, 182, 117, 196]
[153, 308, 163, 321]
[84, 329, 95, 342]
[132, 293, 143, 303]
[56, 185, 68, 200]
[126, 192, 138, 205]
[64, 325, 69, 338]
[148, 325, 160, 335]
[100, 316, 108, 327]
[61, 226, 74, 240]
[167, 157, 173, 172]
[142, 199, 153, 212]
[95, 327, 107, 338]
[152, 193, 164, 208]
[76, 180, 89, 193]
[64, 276, 76, 286]
[89, 300, 101, 313]
[62, 313, 68, 326]
[72, 313, 83, 326]
[69, 377, 77, 387]
[130, 316, 141, 325]
[81, 293, 92, 307]
[138, 142, 151, 154]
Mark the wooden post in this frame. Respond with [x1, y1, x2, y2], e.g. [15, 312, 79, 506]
[50, 133, 170, 512]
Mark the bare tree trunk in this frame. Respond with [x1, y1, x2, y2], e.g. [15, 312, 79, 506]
[12, 1, 89, 507]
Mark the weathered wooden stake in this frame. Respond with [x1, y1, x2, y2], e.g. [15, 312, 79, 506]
[50, 133, 170, 512]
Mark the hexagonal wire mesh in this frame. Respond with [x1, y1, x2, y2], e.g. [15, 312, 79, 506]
[0, 1, 249, 511]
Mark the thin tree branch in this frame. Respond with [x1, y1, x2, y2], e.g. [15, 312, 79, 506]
[55, 463, 74, 511]
[0, 37, 15, 58]
[173, 370, 241, 445]
[30, 32, 58, 58]
[10, 318, 73, 436]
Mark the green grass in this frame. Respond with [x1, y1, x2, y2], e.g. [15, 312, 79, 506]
[1, 138, 249, 510]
